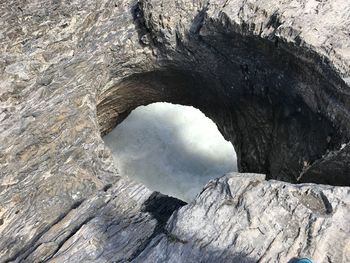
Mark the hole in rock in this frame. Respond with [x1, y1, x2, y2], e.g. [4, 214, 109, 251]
[97, 23, 349, 187]
[103, 102, 237, 202]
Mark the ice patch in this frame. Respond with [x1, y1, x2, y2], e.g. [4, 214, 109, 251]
[103, 102, 238, 202]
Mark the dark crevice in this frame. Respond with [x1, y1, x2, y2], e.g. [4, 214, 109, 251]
[43, 216, 95, 261]
[127, 192, 186, 261]
[103, 183, 113, 192]
[141, 192, 186, 228]
[319, 192, 333, 215]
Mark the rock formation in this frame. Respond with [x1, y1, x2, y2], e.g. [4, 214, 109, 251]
[0, 0, 349, 262]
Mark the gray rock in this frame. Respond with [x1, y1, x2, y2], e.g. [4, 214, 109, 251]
[135, 173, 350, 263]
[0, 0, 350, 262]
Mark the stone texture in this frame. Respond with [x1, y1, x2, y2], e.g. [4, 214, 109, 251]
[0, 0, 350, 262]
[2, 173, 349, 262]
[135, 173, 350, 263]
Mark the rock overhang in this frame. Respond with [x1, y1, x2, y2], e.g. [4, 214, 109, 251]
[97, 0, 350, 185]
[0, 0, 350, 262]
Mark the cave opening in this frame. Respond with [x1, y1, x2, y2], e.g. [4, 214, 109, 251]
[97, 66, 346, 187]
[103, 102, 237, 202]
[96, 5, 350, 187]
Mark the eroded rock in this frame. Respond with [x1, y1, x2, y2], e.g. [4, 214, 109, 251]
[135, 173, 350, 263]
[0, 0, 350, 262]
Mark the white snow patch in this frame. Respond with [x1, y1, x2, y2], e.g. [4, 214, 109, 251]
[103, 102, 237, 202]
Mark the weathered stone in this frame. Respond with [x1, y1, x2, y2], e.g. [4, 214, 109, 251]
[0, 0, 350, 262]
[135, 173, 350, 263]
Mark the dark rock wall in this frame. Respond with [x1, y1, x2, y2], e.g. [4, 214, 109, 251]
[97, 0, 350, 185]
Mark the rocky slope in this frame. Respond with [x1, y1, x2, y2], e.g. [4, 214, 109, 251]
[0, 0, 349, 262]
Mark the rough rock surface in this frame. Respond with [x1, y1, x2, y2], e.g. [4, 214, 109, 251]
[4, 173, 350, 263]
[136, 173, 350, 263]
[0, 0, 350, 262]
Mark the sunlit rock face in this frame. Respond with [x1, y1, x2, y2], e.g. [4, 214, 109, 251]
[104, 102, 237, 202]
